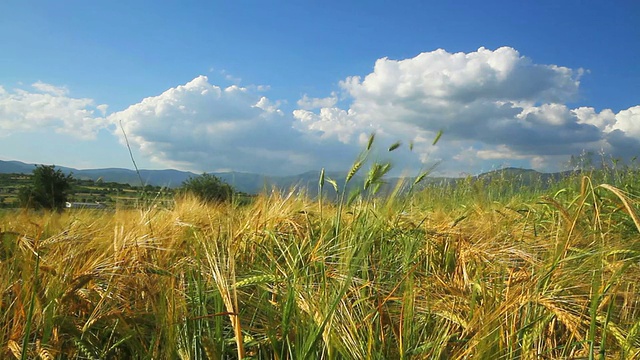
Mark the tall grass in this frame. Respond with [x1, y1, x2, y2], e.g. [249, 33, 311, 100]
[1, 164, 640, 359]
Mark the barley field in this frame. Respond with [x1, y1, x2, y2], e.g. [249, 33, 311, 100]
[1, 168, 640, 359]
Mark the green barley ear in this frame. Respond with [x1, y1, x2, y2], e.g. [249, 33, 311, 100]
[346, 158, 364, 183]
[366, 133, 376, 150]
[365, 162, 392, 193]
[388, 141, 401, 152]
[409, 140, 414, 151]
[233, 274, 278, 289]
[413, 161, 440, 186]
[364, 163, 379, 190]
[414, 172, 428, 186]
[326, 177, 339, 193]
[319, 168, 325, 188]
[372, 182, 382, 195]
[347, 187, 362, 206]
[73, 337, 100, 360]
[432, 129, 443, 145]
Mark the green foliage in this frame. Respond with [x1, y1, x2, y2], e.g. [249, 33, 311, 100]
[18, 165, 73, 210]
[180, 173, 234, 203]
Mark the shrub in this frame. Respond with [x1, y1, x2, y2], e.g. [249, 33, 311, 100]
[180, 173, 234, 203]
[18, 165, 73, 210]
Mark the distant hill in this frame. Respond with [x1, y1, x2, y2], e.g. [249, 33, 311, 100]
[0, 160, 444, 196]
[74, 168, 197, 188]
[475, 167, 576, 187]
[0, 160, 38, 174]
[0, 160, 572, 196]
[0, 161, 198, 188]
[0, 160, 351, 194]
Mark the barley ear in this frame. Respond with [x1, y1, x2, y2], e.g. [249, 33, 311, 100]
[432, 129, 443, 145]
[8, 340, 22, 359]
[319, 168, 325, 188]
[347, 188, 362, 206]
[367, 133, 375, 150]
[326, 177, 339, 193]
[346, 159, 364, 183]
[414, 172, 427, 186]
[599, 184, 640, 232]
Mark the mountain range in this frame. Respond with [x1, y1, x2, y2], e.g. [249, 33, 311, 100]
[0, 159, 565, 195]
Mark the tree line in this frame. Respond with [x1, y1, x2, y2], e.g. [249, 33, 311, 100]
[16, 165, 236, 210]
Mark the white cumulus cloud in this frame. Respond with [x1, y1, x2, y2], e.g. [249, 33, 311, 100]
[609, 106, 640, 137]
[0, 82, 108, 139]
[294, 47, 640, 174]
[108, 76, 357, 174]
[293, 107, 362, 143]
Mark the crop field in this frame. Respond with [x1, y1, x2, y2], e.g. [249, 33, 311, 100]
[1, 167, 640, 359]
[0, 173, 175, 210]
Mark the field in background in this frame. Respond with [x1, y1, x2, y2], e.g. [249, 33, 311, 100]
[1, 166, 640, 359]
[0, 173, 174, 209]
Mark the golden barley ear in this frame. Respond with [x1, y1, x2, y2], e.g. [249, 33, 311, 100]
[36, 340, 54, 360]
[8, 339, 22, 359]
[599, 184, 640, 232]
[580, 175, 590, 197]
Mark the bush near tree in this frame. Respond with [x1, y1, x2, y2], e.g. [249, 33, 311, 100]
[19, 165, 73, 210]
[180, 173, 234, 203]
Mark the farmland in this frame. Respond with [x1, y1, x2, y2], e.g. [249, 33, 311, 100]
[1, 165, 640, 359]
[0, 173, 174, 209]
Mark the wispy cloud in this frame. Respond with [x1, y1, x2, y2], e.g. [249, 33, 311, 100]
[32, 81, 69, 96]
[297, 93, 338, 110]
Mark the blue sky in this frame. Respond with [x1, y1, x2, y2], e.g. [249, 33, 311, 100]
[1, 1, 639, 176]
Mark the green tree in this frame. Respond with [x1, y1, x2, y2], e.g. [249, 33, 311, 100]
[180, 173, 234, 203]
[19, 165, 73, 210]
